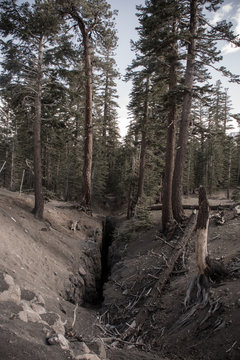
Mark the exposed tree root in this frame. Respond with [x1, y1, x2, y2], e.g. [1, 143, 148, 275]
[171, 187, 228, 335]
[184, 259, 227, 309]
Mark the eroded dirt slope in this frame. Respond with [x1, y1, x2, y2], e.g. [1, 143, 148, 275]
[102, 197, 240, 360]
[0, 188, 239, 360]
[0, 188, 105, 360]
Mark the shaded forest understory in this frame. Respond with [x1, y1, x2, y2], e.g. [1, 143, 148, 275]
[0, 0, 240, 229]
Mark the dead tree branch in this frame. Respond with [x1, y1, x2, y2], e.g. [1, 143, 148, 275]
[134, 212, 197, 333]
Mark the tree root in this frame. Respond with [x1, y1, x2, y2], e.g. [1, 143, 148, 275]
[184, 258, 227, 309]
[184, 274, 209, 309]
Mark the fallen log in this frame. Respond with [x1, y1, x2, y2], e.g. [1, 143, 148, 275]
[133, 212, 197, 334]
[148, 202, 240, 211]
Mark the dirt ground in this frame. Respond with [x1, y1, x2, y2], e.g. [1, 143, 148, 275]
[102, 193, 240, 360]
[0, 188, 239, 360]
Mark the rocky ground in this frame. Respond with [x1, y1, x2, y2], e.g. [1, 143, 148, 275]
[0, 188, 239, 359]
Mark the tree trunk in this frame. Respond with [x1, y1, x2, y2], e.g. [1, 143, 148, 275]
[103, 69, 109, 144]
[195, 186, 209, 276]
[238, 148, 240, 186]
[69, 7, 93, 207]
[135, 75, 150, 204]
[184, 186, 227, 307]
[172, 0, 198, 222]
[10, 132, 15, 191]
[32, 34, 44, 219]
[78, 19, 93, 208]
[127, 156, 137, 219]
[162, 22, 178, 232]
[226, 145, 232, 200]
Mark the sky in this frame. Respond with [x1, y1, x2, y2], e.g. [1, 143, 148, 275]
[107, 0, 240, 137]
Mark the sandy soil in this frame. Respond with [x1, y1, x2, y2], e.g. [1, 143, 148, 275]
[0, 188, 239, 360]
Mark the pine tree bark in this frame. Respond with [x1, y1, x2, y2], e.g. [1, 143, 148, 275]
[103, 68, 109, 144]
[172, 0, 198, 222]
[70, 9, 93, 207]
[136, 75, 150, 203]
[10, 122, 16, 191]
[226, 146, 232, 200]
[32, 34, 44, 219]
[81, 25, 93, 207]
[162, 21, 178, 232]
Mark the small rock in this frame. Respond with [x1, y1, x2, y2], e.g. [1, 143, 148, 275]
[78, 342, 91, 354]
[36, 294, 45, 306]
[88, 340, 106, 360]
[237, 299, 240, 307]
[47, 334, 59, 345]
[47, 333, 69, 350]
[79, 265, 87, 277]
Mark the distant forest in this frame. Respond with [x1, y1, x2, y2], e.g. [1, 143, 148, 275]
[0, 0, 240, 230]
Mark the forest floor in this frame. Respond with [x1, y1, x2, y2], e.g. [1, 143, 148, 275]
[0, 188, 240, 359]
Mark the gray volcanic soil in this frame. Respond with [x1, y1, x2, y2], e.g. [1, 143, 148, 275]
[0, 188, 239, 359]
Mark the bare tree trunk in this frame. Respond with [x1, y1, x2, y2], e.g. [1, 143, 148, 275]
[195, 186, 209, 276]
[135, 75, 150, 204]
[10, 133, 15, 191]
[127, 156, 137, 219]
[64, 143, 70, 201]
[172, 0, 198, 223]
[72, 13, 93, 208]
[238, 149, 240, 186]
[32, 34, 44, 219]
[162, 23, 178, 232]
[226, 146, 232, 200]
[103, 67, 109, 144]
[184, 186, 227, 307]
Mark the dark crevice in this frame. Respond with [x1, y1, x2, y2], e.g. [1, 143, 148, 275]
[99, 216, 116, 301]
[66, 216, 116, 307]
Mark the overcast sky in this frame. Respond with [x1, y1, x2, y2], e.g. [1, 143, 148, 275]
[108, 0, 240, 137]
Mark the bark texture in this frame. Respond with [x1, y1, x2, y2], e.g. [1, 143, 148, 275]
[33, 35, 44, 219]
[136, 75, 150, 203]
[172, 0, 198, 222]
[195, 186, 209, 275]
[162, 21, 178, 232]
[70, 7, 93, 207]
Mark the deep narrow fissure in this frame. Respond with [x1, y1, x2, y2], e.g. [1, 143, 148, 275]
[98, 216, 116, 301]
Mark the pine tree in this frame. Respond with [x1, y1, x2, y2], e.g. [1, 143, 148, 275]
[0, 0, 75, 217]
[56, 0, 117, 207]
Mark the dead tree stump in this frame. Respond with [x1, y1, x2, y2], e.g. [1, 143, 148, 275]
[184, 186, 227, 308]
